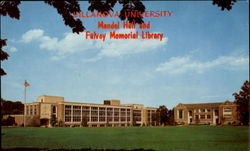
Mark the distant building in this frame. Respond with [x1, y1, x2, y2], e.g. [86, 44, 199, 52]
[174, 101, 239, 125]
[24, 95, 157, 127]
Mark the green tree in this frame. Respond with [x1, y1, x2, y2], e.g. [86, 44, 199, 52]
[2, 116, 15, 126]
[50, 114, 57, 127]
[233, 80, 250, 125]
[1, 98, 24, 115]
[167, 109, 175, 125]
[81, 115, 88, 127]
[156, 105, 169, 126]
[58, 120, 65, 127]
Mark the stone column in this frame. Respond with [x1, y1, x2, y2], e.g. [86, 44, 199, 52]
[89, 106, 92, 124]
[80, 106, 82, 122]
[71, 105, 73, 123]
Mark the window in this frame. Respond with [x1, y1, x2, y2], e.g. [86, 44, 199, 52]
[179, 110, 183, 119]
[200, 115, 205, 119]
[30, 105, 33, 115]
[26, 106, 29, 115]
[189, 110, 192, 116]
[65, 105, 72, 122]
[99, 117, 105, 122]
[121, 109, 126, 116]
[107, 117, 113, 122]
[82, 106, 90, 121]
[215, 110, 219, 116]
[114, 108, 119, 116]
[133, 110, 141, 121]
[34, 105, 37, 115]
[99, 107, 106, 117]
[91, 117, 98, 122]
[121, 117, 126, 121]
[201, 109, 205, 112]
[107, 108, 113, 116]
[127, 109, 131, 118]
[91, 107, 98, 116]
[52, 106, 56, 114]
[73, 106, 81, 122]
[114, 117, 119, 121]
[207, 115, 211, 119]
[207, 109, 211, 112]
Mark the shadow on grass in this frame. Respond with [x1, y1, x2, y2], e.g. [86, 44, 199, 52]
[2, 148, 155, 151]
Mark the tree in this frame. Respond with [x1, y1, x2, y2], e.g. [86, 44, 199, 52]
[58, 120, 65, 127]
[167, 109, 175, 125]
[233, 80, 250, 125]
[81, 115, 88, 127]
[212, 0, 236, 11]
[50, 114, 57, 127]
[0, 39, 9, 76]
[2, 116, 15, 126]
[1, 98, 24, 115]
[156, 105, 169, 126]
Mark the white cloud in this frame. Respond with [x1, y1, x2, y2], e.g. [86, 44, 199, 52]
[156, 55, 249, 74]
[21, 29, 44, 43]
[7, 46, 18, 52]
[20, 28, 167, 61]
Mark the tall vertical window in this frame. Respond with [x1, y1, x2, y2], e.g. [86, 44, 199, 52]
[52, 106, 56, 114]
[179, 110, 183, 119]
[127, 109, 131, 122]
[65, 105, 72, 122]
[107, 108, 113, 122]
[114, 108, 120, 122]
[73, 106, 81, 122]
[91, 107, 98, 122]
[26, 105, 29, 115]
[82, 106, 90, 121]
[133, 110, 141, 122]
[30, 105, 33, 115]
[34, 105, 37, 115]
[99, 107, 106, 122]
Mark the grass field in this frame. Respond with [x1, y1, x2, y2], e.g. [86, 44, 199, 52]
[1, 126, 249, 151]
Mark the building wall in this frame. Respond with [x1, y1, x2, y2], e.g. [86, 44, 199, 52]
[174, 101, 239, 125]
[24, 95, 157, 127]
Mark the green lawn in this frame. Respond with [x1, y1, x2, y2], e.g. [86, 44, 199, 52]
[1, 126, 249, 151]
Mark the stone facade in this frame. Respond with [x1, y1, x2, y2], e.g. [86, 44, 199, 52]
[174, 101, 239, 125]
[24, 95, 157, 127]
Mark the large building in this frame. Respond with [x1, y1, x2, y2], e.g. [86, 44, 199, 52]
[174, 100, 239, 125]
[24, 95, 157, 127]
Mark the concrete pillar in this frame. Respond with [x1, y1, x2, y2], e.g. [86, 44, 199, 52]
[71, 105, 73, 123]
[105, 107, 107, 123]
[89, 107, 92, 122]
[119, 108, 121, 123]
[80, 106, 82, 122]
[97, 107, 99, 122]
[112, 108, 114, 122]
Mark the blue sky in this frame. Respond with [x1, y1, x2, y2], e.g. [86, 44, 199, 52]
[1, 1, 249, 108]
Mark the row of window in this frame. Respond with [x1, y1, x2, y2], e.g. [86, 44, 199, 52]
[26, 105, 38, 115]
[179, 109, 222, 119]
[65, 105, 133, 122]
[147, 110, 156, 122]
[196, 115, 211, 119]
[65, 116, 131, 122]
